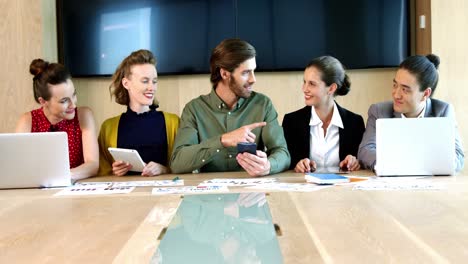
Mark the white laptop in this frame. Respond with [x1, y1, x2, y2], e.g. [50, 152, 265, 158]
[375, 117, 455, 176]
[0, 132, 72, 188]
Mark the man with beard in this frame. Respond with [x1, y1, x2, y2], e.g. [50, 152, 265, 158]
[170, 39, 290, 176]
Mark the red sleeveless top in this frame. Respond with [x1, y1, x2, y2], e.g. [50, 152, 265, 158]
[30, 108, 84, 169]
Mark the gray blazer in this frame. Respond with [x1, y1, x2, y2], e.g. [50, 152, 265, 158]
[358, 98, 464, 172]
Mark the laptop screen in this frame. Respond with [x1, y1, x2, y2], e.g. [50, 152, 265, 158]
[375, 117, 455, 176]
[0, 132, 71, 188]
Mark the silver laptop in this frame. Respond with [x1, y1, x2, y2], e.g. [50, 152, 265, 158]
[0, 132, 72, 188]
[375, 117, 455, 176]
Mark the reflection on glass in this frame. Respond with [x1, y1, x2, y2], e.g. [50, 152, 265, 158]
[99, 7, 151, 73]
[152, 193, 282, 264]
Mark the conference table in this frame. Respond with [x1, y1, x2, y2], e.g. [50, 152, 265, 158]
[1, 170, 468, 263]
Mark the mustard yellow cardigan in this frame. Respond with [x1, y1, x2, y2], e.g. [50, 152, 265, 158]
[97, 112, 179, 176]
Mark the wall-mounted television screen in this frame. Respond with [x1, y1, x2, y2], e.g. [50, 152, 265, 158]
[57, 0, 409, 76]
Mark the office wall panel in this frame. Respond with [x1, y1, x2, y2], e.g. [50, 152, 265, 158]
[0, 0, 42, 132]
[75, 69, 395, 131]
[432, 0, 468, 173]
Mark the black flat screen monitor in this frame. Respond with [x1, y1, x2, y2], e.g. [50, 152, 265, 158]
[57, 0, 409, 76]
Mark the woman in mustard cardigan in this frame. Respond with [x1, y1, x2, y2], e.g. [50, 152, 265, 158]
[98, 50, 179, 176]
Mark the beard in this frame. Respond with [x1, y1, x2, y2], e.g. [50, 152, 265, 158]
[229, 77, 253, 99]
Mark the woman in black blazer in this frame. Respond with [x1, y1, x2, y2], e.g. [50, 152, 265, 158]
[282, 56, 365, 173]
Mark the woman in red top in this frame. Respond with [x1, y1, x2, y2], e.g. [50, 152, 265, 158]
[15, 59, 99, 180]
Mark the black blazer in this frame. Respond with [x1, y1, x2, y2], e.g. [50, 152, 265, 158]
[282, 103, 365, 170]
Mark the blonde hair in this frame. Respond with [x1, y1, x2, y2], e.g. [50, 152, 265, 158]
[109, 49, 156, 105]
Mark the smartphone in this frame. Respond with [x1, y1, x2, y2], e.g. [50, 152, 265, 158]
[237, 142, 257, 155]
[108, 147, 146, 172]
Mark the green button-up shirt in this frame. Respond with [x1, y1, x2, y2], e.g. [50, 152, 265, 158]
[171, 90, 290, 174]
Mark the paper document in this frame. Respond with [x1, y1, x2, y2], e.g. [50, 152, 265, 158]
[246, 182, 330, 192]
[199, 178, 277, 186]
[55, 186, 135, 196]
[152, 185, 229, 195]
[353, 177, 445, 190]
[75, 180, 184, 187]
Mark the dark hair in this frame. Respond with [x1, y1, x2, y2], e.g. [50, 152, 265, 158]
[399, 54, 439, 96]
[306, 56, 350, 96]
[110, 49, 157, 105]
[210, 39, 256, 89]
[30, 59, 71, 103]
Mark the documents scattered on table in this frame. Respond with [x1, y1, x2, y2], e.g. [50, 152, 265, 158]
[56, 175, 447, 196]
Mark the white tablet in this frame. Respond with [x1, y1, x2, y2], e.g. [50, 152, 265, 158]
[108, 147, 146, 172]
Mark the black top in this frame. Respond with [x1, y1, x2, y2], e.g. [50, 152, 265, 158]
[117, 106, 168, 166]
[282, 102, 365, 170]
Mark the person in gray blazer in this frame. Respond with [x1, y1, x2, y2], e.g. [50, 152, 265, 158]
[358, 54, 464, 172]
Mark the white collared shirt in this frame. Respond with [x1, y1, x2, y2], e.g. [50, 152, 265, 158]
[309, 102, 344, 168]
[402, 103, 426, 118]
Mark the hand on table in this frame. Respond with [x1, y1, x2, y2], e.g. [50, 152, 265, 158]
[141, 162, 168, 176]
[339, 155, 360, 171]
[294, 158, 317, 173]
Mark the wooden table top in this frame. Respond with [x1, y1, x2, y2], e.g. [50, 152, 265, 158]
[1, 170, 467, 263]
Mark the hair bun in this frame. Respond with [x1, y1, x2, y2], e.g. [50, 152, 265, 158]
[335, 74, 351, 96]
[426, 54, 440, 69]
[30, 59, 49, 77]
